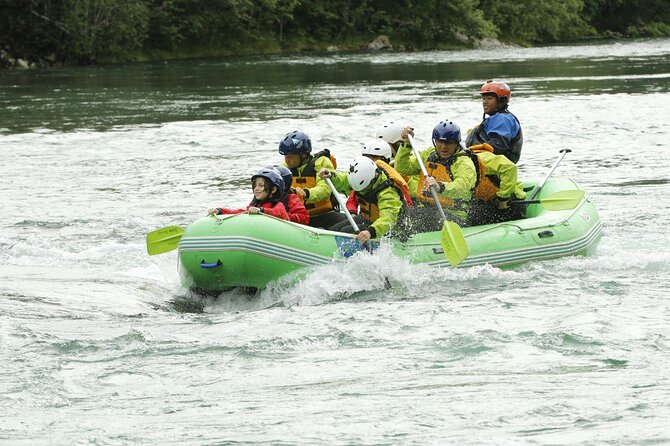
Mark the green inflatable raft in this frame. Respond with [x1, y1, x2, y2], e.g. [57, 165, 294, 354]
[175, 178, 602, 291]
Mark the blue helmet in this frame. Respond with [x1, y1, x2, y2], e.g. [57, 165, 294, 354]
[278, 130, 312, 155]
[432, 120, 461, 145]
[251, 168, 285, 197]
[272, 165, 293, 189]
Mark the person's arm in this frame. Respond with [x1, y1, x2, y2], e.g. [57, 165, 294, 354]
[394, 143, 423, 176]
[287, 193, 310, 225]
[261, 202, 289, 220]
[329, 169, 352, 195]
[484, 114, 520, 157]
[305, 157, 336, 202]
[479, 152, 524, 200]
[369, 186, 403, 238]
[439, 156, 477, 201]
[209, 207, 245, 215]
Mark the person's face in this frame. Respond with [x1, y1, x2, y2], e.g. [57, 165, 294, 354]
[482, 93, 499, 115]
[284, 154, 302, 169]
[253, 178, 270, 200]
[435, 140, 459, 158]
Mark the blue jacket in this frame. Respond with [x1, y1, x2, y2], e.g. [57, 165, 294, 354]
[466, 111, 523, 163]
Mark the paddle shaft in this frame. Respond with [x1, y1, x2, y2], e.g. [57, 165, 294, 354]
[512, 198, 571, 205]
[407, 135, 448, 223]
[510, 190, 584, 211]
[528, 148, 572, 200]
[512, 199, 546, 205]
[325, 177, 360, 232]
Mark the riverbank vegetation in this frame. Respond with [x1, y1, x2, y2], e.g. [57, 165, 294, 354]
[1, 0, 669, 68]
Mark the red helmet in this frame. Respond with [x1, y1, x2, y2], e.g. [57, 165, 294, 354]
[479, 80, 511, 101]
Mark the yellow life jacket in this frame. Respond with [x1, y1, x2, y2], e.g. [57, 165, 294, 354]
[416, 152, 469, 210]
[290, 149, 338, 215]
[357, 195, 380, 224]
[465, 143, 501, 202]
[356, 161, 410, 223]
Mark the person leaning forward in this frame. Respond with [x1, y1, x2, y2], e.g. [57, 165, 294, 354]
[344, 139, 413, 215]
[279, 130, 342, 229]
[395, 120, 477, 233]
[318, 156, 405, 244]
[375, 120, 420, 199]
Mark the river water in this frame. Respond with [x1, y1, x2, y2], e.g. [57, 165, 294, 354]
[1, 38, 670, 444]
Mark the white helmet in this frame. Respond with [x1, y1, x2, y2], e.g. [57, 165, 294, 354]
[347, 156, 378, 192]
[375, 121, 404, 144]
[361, 139, 392, 160]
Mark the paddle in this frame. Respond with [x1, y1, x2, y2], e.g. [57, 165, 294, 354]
[324, 177, 361, 234]
[512, 190, 584, 211]
[528, 149, 572, 201]
[407, 134, 469, 267]
[324, 176, 376, 251]
[146, 225, 185, 255]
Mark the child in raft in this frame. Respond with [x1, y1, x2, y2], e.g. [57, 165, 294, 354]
[208, 168, 289, 220]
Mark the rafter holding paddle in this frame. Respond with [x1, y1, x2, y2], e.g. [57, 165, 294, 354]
[407, 134, 470, 267]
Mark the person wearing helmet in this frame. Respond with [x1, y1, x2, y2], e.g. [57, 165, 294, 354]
[344, 139, 413, 217]
[265, 165, 310, 225]
[318, 156, 406, 244]
[376, 120, 421, 199]
[208, 168, 289, 220]
[375, 121, 405, 157]
[395, 120, 477, 232]
[278, 130, 341, 229]
[362, 138, 393, 163]
[465, 80, 523, 164]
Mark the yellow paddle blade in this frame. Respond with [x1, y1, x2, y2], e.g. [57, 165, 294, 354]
[440, 221, 469, 267]
[540, 190, 585, 211]
[146, 226, 185, 255]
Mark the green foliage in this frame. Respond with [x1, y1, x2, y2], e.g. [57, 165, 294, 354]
[479, 0, 595, 44]
[582, 0, 670, 37]
[1, 0, 669, 66]
[632, 22, 670, 38]
[0, 0, 64, 61]
[388, 0, 496, 46]
[60, 0, 149, 63]
[0, 0, 149, 63]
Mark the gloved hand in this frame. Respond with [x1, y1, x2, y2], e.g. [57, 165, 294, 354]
[423, 176, 440, 193]
[318, 168, 332, 179]
[356, 230, 372, 244]
[497, 196, 509, 210]
[422, 176, 443, 196]
[400, 126, 415, 143]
